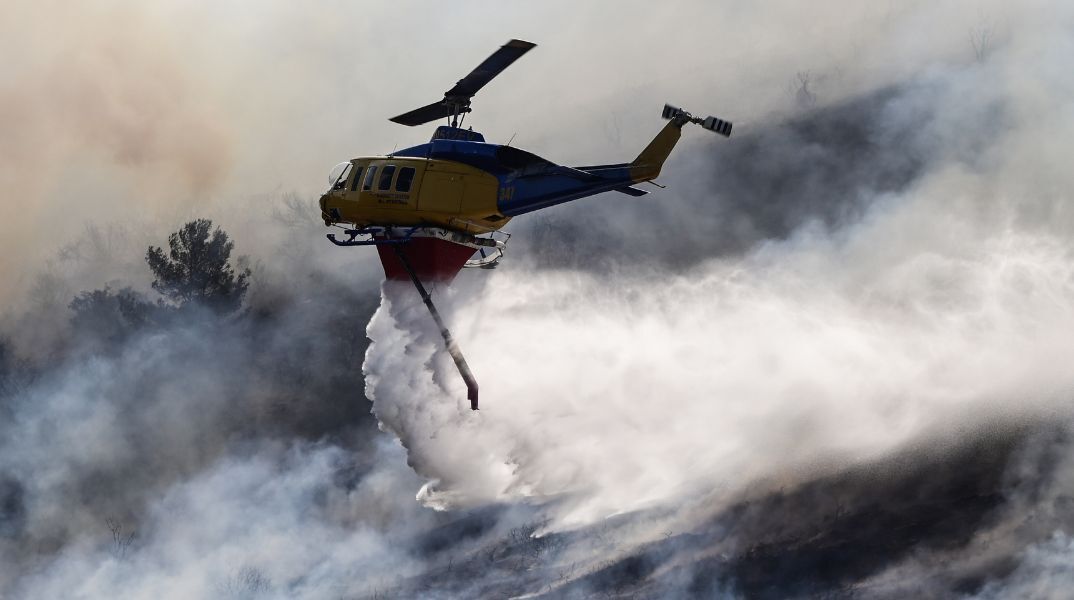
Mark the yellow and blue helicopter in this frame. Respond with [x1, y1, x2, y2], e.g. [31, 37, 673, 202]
[319, 39, 731, 409]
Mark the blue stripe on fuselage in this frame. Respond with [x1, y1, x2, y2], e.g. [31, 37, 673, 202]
[393, 140, 515, 175]
[391, 140, 636, 217]
[497, 166, 635, 216]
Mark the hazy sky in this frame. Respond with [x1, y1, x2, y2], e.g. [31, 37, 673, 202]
[1, 0, 1042, 295]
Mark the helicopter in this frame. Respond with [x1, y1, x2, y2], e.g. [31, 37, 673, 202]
[319, 39, 731, 410]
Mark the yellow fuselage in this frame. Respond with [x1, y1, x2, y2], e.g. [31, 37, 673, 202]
[320, 156, 509, 234]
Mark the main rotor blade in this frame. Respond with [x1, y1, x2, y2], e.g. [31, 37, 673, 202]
[444, 39, 536, 98]
[389, 100, 454, 127]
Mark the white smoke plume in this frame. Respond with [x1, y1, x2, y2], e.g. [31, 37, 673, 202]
[364, 0, 1074, 536]
[367, 213, 1074, 530]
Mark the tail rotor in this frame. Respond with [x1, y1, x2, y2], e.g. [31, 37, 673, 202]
[662, 103, 733, 137]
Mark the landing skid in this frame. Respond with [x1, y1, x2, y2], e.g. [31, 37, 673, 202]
[326, 227, 417, 247]
[464, 247, 503, 269]
[391, 244, 480, 410]
[327, 225, 508, 256]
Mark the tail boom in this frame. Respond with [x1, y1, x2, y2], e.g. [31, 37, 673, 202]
[629, 103, 732, 182]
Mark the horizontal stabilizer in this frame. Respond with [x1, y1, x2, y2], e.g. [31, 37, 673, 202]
[614, 185, 649, 197]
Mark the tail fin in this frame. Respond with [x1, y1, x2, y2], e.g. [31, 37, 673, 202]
[631, 120, 684, 181]
[630, 104, 732, 182]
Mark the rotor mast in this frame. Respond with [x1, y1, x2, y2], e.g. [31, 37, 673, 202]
[446, 97, 470, 128]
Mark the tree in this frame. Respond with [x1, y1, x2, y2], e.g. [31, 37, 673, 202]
[795, 72, 816, 109]
[969, 24, 994, 62]
[145, 219, 250, 314]
[69, 286, 154, 346]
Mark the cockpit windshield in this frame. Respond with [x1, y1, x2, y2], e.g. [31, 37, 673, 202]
[327, 162, 352, 190]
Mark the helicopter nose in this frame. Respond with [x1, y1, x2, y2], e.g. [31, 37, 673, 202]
[319, 194, 336, 225]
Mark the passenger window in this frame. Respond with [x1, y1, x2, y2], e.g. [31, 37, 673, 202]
[378, 165, 396, 191]
[396, 167, 416, 192]
[349, 166, 364, 192]
[362, 166, 377, 191]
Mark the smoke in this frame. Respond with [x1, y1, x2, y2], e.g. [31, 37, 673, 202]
[4, 0, 1074, 598]
[361, 0, 1074, 594]
[368, 221, 1074, 528]
[7, 437, 440, 599]
[0, 2, 237, 295]
[367, 0, 1074, 514]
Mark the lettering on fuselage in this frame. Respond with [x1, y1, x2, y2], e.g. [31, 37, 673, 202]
[375, 193, 410, 206]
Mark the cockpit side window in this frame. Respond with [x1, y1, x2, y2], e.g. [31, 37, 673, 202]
[362, 166, 378, 191]
[378, 165, 396, 191]
[349, 166, 364, 192]
[329, 162, 351, 190]
[396, 167, 416, 192]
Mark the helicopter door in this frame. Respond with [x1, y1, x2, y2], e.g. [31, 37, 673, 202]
[418, 171, 464, 215]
